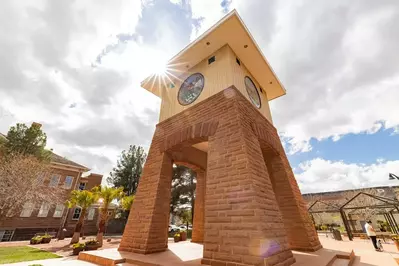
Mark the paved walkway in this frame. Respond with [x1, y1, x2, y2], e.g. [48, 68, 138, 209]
[3, 235, 399, 265]
[317, 234, 399, 265]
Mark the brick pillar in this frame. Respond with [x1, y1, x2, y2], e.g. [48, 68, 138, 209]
[202, 107, 295, 266]
[118, 131, 173, 254]
[192, 170, 206, 243]
[265, 155, 322, 251]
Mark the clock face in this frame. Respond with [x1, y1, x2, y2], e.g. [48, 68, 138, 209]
[178, 73, 205, 106]
[244, 76, 261, 109]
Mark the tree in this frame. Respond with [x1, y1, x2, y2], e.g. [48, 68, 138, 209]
[0, 154, 63, 220]
[121, 195, 135, 213]
[178, 209, 192, 230]
[170, 165, 196, 227]
[92, 186, 125, 246]
[170, 165, 196, 219]
[107, 145, 146, 196]
[1, 123, 50, 161]
[66, 190, 98, 244]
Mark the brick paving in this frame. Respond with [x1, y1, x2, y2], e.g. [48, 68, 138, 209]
[317, 234, 399, 265]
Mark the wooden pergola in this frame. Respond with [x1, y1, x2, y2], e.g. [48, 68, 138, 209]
[308, 192, 399, 241]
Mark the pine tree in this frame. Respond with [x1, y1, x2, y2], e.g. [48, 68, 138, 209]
[106, 145, 147, 196]
[1, 123, 50, 160]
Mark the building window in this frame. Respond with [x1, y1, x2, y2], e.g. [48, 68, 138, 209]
[49, 175, 60, 187]
[107, 210, 113, 219]
[0, 230, 14, 242]
[53, 204, 65, 218]
[87, 208, 95, 220]
[37, 203, 50, 217]
[79, 182, 87, 191]
[64, 176, 74, 189]
[36, 173, 46, 185]
[72, 208, 81, 220]
[208, 56, 215, 65]
[236, 58, 241, 66]
[20, 202, 34, 217]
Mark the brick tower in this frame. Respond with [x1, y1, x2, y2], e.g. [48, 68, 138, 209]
[119, 10, 321, 266]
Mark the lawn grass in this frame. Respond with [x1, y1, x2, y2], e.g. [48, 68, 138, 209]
[0, 246, 61, 264]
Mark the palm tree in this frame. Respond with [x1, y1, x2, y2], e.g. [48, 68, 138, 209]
[67, 190, 98, 244]
[92, 186, 125, 246]
[121, 194, 135, 216]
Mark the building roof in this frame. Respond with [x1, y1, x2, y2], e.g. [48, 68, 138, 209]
[50, 152, 89, 172]
[302, 185, 399, 197]
[141, 9, 285, 101]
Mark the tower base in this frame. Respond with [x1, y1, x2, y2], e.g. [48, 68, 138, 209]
[118, 87, 321, 265]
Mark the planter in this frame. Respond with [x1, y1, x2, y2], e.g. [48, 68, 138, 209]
[180, 231, 187, 241]
[41, 237, 51, 244]
[394, 240, 399, 251]
[85, 244, 100, 251]
[174, 236, 180, 243]
[30, 238, 42, 245]
[73, 247, 85, 255]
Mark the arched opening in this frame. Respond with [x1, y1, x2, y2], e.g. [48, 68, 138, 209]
[167, 142, 208, 244]
[169, 165, 196, 239]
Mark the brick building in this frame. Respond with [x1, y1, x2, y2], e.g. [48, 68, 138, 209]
[0, 131, 104, 242]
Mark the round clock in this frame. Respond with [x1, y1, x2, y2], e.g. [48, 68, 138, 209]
[244, 76, 261, 108]
[178, 73, 205, 105]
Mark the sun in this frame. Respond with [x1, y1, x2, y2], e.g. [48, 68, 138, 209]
[153, 58, 168, 76]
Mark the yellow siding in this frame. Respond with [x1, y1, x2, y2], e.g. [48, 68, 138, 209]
[227, 46, 273, 123]
[159, 45, 273, 124]
[159, 45, 232, 121]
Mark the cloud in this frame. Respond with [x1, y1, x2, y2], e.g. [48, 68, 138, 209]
[48, 108, 158, 149]
[296, 158, 399, 193]
[1, 0, 399, 193]
[0, 0, 149, 173]
[0, 0, 204, 180]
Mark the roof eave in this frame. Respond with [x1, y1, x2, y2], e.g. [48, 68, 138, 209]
[51, 161, 90, 172]
[141, 9, 286, 100]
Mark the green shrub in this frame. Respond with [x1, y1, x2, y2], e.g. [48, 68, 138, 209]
[72, 243, 86, 249]
[30, 236, 43, 244]
[85, 239, 99, 246]
[320, 225, 328, 231]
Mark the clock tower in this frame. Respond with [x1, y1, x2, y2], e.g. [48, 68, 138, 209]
[119, 10, 321, 266]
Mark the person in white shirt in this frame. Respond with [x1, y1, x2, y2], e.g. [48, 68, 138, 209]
[365, 220, 380, 251]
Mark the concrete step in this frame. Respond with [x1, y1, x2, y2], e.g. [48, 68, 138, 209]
[327, 250, 356, 266]
[78, 248, 126, 266]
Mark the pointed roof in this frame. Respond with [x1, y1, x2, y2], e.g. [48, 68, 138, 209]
[50, 152, 89, 172]
[141, 10, 286, 101]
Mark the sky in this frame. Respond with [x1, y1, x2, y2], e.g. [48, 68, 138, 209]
[0, 0, 399, 194]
